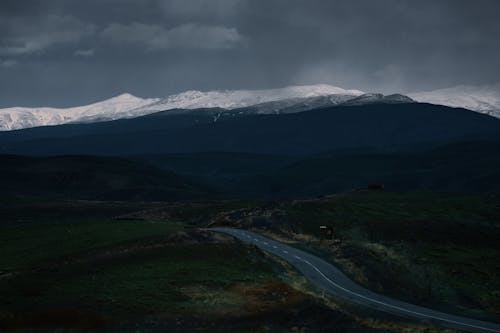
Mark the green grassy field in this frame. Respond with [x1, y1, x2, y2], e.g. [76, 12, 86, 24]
[3, 192, 498, 331]
[0, 198, 381, 333]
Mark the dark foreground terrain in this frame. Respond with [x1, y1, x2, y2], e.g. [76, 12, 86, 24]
[0, 198, 357, 332]
[1, 191, 499, 332]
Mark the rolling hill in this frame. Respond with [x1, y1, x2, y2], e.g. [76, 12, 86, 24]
[0, 155, 211, 201]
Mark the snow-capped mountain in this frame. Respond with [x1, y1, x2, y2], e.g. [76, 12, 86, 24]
[134, 84, 363, 114]
[0, 84, 363, 131]
[2, 83, 499, 132]
[0, 93, 160, 131]
[409, 85, 500, 118]
[235, 94, 358, 115]
[230, 93, 414, 115]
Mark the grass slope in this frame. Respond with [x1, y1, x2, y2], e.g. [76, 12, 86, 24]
[210, 191, 500, 322]
[0, 199, 385, 333]
[0, 155, 211, 201]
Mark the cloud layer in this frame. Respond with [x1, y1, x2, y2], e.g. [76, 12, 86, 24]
[101, 22, 242, 50]
[0, 0, 499, 107]
[0, 14, 96, 55]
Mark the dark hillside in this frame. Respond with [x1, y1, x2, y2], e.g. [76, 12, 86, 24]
[0, 155, 211, 201]
[1, 103, 499, 156]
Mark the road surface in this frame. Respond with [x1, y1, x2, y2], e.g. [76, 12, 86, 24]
[211, 227, 500, 333]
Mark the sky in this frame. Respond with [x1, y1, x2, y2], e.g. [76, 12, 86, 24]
[0, 0, 499, 107]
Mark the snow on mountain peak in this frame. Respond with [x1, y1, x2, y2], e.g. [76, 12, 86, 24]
[0, 84, 364, 131]
[0, 94, 159, 131]
[138, 84, 364, 113]
[2, 83, 498, 131]
[9, 83, 499, 131]
[110, 92, 143, 101]
[408, 84, 500, 118]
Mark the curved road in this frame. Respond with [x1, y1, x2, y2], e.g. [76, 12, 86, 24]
[211, 227, 500, 333]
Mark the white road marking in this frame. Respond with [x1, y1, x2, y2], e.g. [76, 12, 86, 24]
[282, 250, 288, 254]
[273, 245, 278, 249]
[294, 255, 302, 260]
[253, 238, 259, 242]
[263, 242, 269, 245]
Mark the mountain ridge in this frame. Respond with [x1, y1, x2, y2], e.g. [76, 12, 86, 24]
[2, 83, 499, 131]
[0, 84, 363, 131]
[2, 103, 499, 156]
[0, 93, 160, 131]
[409, 84, 500, 118]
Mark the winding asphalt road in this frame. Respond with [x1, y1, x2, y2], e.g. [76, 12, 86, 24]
[211, 227, 500, 333]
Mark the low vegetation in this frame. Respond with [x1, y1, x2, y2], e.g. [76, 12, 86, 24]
[210, 191, 500, 322]
[0, 198, 390, 332]
[3, 191, 498, 331]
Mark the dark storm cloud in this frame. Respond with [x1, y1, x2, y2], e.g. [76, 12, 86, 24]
[0, 0, 499, 107]
[100, 22, 242, 50]
[0, 14, 96, 55]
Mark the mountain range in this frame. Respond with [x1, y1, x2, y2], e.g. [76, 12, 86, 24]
[0, 85, 362, 131]
[1, 102, 499, 156]
[409, 84, 500, 118]
[1, 84, 499, 131]
[1, 83, 500, 199]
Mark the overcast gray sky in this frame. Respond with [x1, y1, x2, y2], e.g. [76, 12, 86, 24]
[0, 0, 499, 107]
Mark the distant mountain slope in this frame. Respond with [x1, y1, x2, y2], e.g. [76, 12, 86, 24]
[342, 93, 414, 106]
[0, 140, 500, 201]
[0, 84, 363, 131]
[232, 93, 414, 115]
[1, 103, 499, 156]
[409, 85, 500, 118]
[0, 108, 221, 145]
[133, 140, 500, 197]
[134, 84, 363, 114]
[253, 140, 500, 196]
[0, 94, 160, 131]
[3, 83, 499, 131]
[0, 155, 211, 201]
[3, 139, 499, 201]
